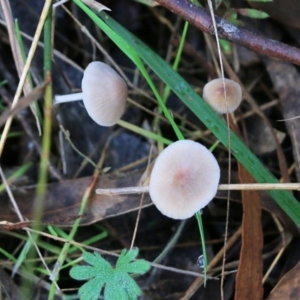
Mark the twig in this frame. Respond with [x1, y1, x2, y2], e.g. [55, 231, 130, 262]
[0, 166, 59, 289]
[0, 87, 63, 181]
[0, 81, 49, 127]
[96, 182, 300, 195]
[59, 125, 100, 170]
[154, 0, 300, 65]
[206, 1, 230, 295]
[0, 0, 53, 156]
[21, 227, 218, 280]
[0, 0, 41, 134]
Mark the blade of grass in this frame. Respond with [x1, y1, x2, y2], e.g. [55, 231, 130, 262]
[48, 133, 116, 299]
[13, 239, 32, 277]
[93, 11, 300, 227]
[0, 79, 7, 87]
[162, 20, 189, 103]
[0, 162, 32, 193]
[5, 231, 62, 255]
[18, 4, 54, 296]
[0, 0, 52, 155]
[15, 19, 43, 124]
[0, 247, 17, 263]
[73, 0, 184, 141]
[34, 2, 53, 221]
[117, 120, 173, 145]
[196, 211, 207, 285]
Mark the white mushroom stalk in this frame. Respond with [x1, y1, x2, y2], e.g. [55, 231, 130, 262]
[53, 61, 128, 126]
[54, 92, 83, 104]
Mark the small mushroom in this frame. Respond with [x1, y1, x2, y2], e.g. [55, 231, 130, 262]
[149, 140, 220, 219]
[202, 78, 242, 114]
[54, 61, 128, 126]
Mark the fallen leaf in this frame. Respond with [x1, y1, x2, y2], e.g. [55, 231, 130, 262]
[231, 118, 264, 300]
[264, 58, 300, 182]
[0, 81, 48, 127]
[235, 167, 263, 300]
[249, 0, 300, 28]
[266, 260, 300, 300]
[0, 267, 22, 300]
[245, 115, 286, 155]
[0, 172, 151, 227]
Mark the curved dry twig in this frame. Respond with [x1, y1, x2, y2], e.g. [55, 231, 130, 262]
[155, 0, 300, 65]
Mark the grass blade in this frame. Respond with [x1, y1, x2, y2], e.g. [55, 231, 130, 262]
[73, 2, 300, 227]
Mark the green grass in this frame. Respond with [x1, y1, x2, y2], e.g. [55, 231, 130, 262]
[72, 1, 300, 228]
[3, 1, 298, 299]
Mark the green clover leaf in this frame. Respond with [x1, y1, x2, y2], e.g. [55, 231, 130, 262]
[70, 248, 150, 300]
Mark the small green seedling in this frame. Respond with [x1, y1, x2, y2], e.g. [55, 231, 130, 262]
[70, 248, 150, 300]
[236, 8, 269, 19]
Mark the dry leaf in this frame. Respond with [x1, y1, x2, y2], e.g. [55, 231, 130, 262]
[264, 58, 300, 181]
[249, 0, 300, 29]
[266, 260, 300, 300]
[235, 167, 263, 300]
[230, 118, 264, 300]
[0, 172, 151, 227]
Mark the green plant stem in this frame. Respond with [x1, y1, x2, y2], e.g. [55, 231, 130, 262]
[60, 125, 99, 170]
[196, 211, 207, 285]
[21, 6, 54, 297]
[0, 162, 31, 193]
[48, 182, 92, 299]
[14, 20, 42, 123]
[153, 220, 187, 264]
[34, 3, 53, 225]
[162, 21, 189, 103]
[117, 119, 173, 144]
[48, 134, 115, 299]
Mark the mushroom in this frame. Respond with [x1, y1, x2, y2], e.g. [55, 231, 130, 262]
[54, 61, 128, 126]
[202, 78, 242, 114]
[149, 140, 220, 219]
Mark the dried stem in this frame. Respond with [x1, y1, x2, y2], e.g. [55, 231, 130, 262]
[96, 182, 300, 196]
[155, 0, 300, 65]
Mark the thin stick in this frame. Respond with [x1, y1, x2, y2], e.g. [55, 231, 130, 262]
[218, 183, 300, 190]
[96, 182, 300, 195]
[0, 166, 59, 289]
[0, 0, 41, 134]
[206, 1, 231, 297]
[130, 142, 154, 249]
[20, 227, 218, 280]
[0, 0, 53, 156]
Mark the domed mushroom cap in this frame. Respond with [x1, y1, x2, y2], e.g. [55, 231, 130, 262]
[202, 78, 242, 114]
[81, 61, 128, 126]
[149, 140, 220, 220]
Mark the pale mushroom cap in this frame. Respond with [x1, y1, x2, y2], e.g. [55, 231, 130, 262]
[149, 140, 220, 219]
[202, 78, 242, 114]
[81, 61, 128, 126]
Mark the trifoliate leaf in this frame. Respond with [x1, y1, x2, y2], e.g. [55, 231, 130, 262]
[69, 248, 150, 300]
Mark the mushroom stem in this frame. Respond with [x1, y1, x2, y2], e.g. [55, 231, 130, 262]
[53, 92, 83, 105]
[95, 182, 300, 195]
